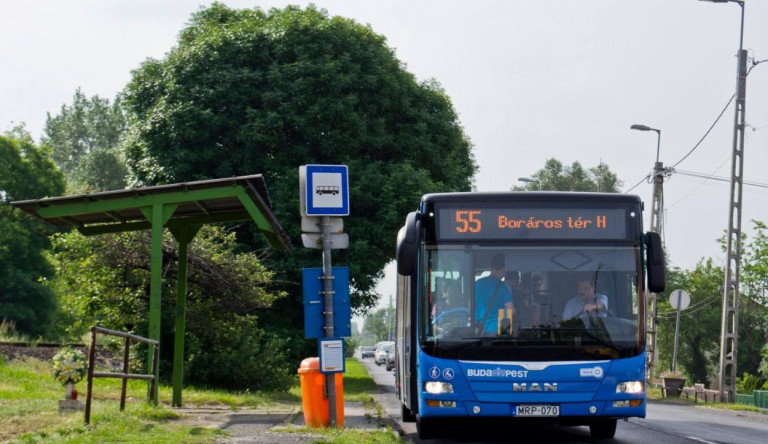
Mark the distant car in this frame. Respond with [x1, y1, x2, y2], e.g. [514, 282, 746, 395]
[385, 346, 396, 371]
[374, 341, 394, 365]
[360, 346, 375, 358]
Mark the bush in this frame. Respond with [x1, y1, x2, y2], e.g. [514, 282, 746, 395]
[47, 227, 293, 391]
[185, 314, 294, 391]
[344, 338, 359, 358]
[736, 372, 765, 395]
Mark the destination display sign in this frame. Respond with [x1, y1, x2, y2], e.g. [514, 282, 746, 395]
[436, 207, 627, 240]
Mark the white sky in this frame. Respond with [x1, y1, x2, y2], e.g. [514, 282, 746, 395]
[3, 1, 768, 315]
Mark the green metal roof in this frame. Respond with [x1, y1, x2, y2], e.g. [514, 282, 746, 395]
[11, 174, 291, 250]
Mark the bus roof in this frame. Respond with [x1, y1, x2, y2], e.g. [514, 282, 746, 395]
[421, 192, 641, 206]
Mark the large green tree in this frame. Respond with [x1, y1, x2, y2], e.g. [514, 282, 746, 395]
[42, 88, 128, 193]
[513, 158, 622, 192]
[121, 4, 476, 321]
[0, 129, 66, 336]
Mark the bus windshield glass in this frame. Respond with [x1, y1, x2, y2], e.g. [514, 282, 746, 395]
[420, 245, 642, 361]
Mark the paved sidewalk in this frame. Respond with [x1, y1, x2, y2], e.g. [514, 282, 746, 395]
[175, 398, 398, 443]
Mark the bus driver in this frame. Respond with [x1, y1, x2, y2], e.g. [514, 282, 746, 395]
[562, 278, 608, 320]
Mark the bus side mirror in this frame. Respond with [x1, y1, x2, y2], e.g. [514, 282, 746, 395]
[396, 212, 420, 276]
[645, 231, 666, 293]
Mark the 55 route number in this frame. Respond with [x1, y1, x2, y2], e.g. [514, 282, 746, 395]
[455, 210, 482, 233]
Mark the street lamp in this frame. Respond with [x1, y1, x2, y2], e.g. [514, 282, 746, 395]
[630, 124, 661, 164]
[518, 177, 541, 191]
[699, 0, 745, 42]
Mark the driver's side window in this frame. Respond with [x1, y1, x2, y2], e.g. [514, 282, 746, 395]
[428, 249, 471, 338]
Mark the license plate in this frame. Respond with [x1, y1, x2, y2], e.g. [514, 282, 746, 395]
[515, 405, 560, 417]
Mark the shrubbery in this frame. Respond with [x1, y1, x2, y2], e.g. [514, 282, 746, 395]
[47, 226, 294, 391]
[344, 338, 359, 358]
[185, 314, 295, 390]
[736, 372, 768, 394]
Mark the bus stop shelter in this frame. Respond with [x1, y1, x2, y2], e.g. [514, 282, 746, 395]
[12, 174, 291, 406]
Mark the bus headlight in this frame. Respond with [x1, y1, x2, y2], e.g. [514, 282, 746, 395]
[616, 381, 644, 394]
[425, 381, 454, 394]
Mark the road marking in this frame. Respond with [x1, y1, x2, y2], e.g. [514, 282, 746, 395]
[686, 437, 717, 444]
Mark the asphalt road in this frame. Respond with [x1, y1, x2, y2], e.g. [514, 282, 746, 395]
[357, 353, 768, 444]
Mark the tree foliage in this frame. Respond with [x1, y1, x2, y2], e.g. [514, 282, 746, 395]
[656, 260, 722, 384]
[121, 3, 476, 321]
[729, 221, 768, 377]
[362, 305, 395, 343]
[42, 88, 128, 193]
[0, 130, 66, 336]
[47, 226, 294, 390]
[656, 222, 768, 384]
[513, 158, 622, 192]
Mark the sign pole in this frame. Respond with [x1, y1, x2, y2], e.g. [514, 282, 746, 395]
[321, 215, 337, 428]
[299, 164, 349, 428]
[673, 291, 682, 374]
[669, 289, 690, 375]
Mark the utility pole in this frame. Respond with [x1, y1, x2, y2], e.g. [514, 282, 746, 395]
[630, 124, 663, 380]
[649, 158, 664, 378]
[700, 0, 747, 403]
[718, 7, 747, 404]
[718, 48, 746, 403]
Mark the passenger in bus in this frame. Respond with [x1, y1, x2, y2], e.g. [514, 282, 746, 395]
[507, 271, 541, 328]
[475, 254, 515, 335]
[562, 279, 608, 320]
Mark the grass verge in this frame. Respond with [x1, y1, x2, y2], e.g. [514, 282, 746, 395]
[1, 354, 400, 443]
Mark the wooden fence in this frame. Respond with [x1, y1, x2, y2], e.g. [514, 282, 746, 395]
[84, 326, 159, 425]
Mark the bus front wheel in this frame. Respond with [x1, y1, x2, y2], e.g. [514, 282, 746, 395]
[401, 404, 416, 422]
[417, 416, 439, 439]
[589, 419, 617, 439]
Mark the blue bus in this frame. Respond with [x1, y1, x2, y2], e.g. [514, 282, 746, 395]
[394, 192, 665, 439]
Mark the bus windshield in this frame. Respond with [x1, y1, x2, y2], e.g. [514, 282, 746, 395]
[420, 245, 642, 361]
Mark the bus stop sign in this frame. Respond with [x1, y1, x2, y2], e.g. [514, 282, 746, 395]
[299, 165, 350, 216]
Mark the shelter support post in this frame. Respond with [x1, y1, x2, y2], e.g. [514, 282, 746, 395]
[170, 225, 200, 407]
[148, 204, 163, 404]
[141, 203, 177, 404]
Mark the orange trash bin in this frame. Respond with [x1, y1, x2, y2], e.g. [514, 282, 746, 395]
[298, 357, 344, 428]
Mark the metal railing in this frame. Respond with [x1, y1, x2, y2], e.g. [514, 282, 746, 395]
[84, 326, 159, 425]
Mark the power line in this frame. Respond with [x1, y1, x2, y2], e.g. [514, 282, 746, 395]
[675, 169, 768, 189]
[670, 59, 766, 169]
[624, 173, 650, 194]
[670, 95, 734, 169]
[666, 156, 731, 209]
[625, 57, 766, 193]
[657, 294, 721, 319]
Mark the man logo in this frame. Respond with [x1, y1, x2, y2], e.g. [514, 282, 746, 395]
[512, 382, 558, 392]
